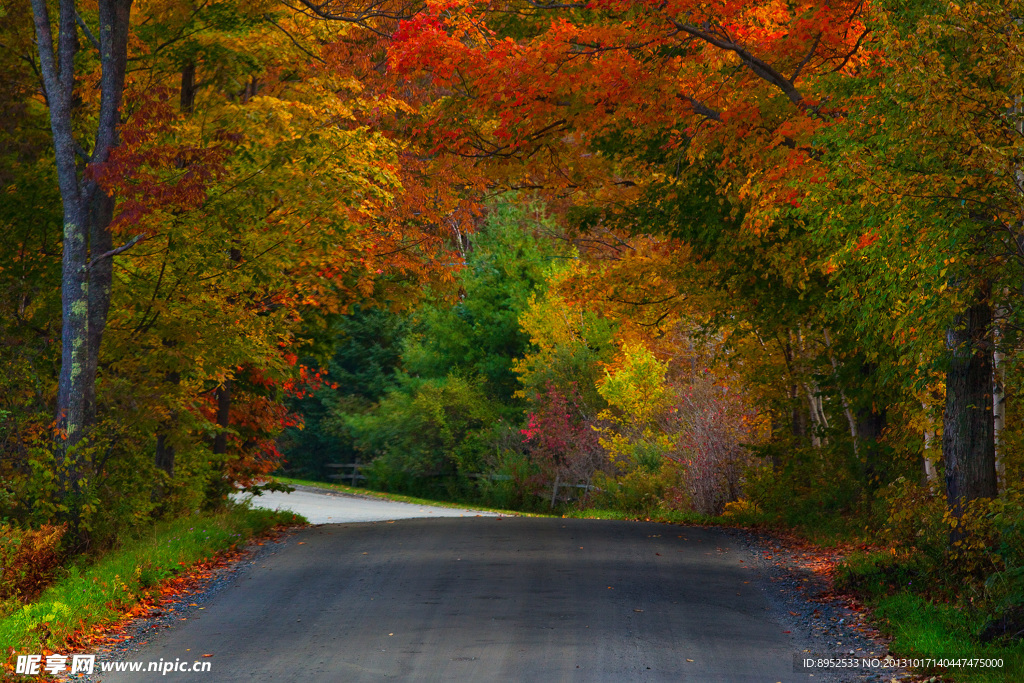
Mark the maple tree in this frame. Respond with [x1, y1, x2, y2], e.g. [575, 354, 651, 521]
[387, 0, 1024, 526]
[387, 0, 878, 449]
[8, 0, 470, 539]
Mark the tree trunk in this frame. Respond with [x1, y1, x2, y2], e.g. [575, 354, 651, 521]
[943, 296, 998, 536]
[790, 384, 808, 442]
[824, 329, 860, 457]
[854, 362, 886, 488]
[155, 432, 175, 476]
[180, 61, 196, 113]
[213, 381, 233, 456]
[992, 338, 1005, 492]
[85, 191, 115, 426]
[857, 402, 887, 487]
[154, 368, 181, 478]
[922, 413, 938, 486]
[769, 409, 783, 473]
[31, 0, 134, 494]
[32, 0, 89, 467]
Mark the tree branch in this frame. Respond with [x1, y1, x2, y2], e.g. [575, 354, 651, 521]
[89, 234, 145, 268]
[826, 27, 871, 75]
[678, 94, 722, 122]
[75, 11, 100, 51]
[789, 31, 822, 84]
[667, 19, 805, 107]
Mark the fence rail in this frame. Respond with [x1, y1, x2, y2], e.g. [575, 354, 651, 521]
[323, 464, 599, 509]
[325, 463, 366, 486]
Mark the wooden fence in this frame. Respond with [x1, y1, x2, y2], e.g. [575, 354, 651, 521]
[324, 464, 599, 509]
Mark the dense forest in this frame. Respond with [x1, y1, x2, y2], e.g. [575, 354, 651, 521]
[4, 0, 1024, 672]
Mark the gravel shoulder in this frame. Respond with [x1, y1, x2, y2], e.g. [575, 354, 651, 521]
[736, 530, 914, 682]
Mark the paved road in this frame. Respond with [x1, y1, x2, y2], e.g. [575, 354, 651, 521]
[237, 486, 499, 524]
[101, 504, 819, 682]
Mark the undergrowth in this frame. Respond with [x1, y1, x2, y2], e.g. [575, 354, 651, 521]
[1, 505, 303, 665]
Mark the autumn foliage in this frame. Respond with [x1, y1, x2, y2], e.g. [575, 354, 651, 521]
[9, 0, 1024, 660]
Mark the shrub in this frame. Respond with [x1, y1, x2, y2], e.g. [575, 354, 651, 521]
[521, 383, 606, 491]
[347, 374, 501, 495]
[663, 373, 758, 515]
[590, 460, 684, 515]
[880, 476, 947, 563]
[0, 524, 66, 605]
[835, 550, 931, 599]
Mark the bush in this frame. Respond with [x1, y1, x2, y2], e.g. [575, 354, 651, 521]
[521, 383, 606, 493]
[835, 550, 931, 599]
[347, 374, 500, 481]
[743, 447, 872, 540]
[480, 463, 536, 510]
[0, 507, 300, 655]
[590, 460, 684, 515]
[880, 476, 947, 563]
[0, 524, 66, 607]
[663, 373, 758, 514]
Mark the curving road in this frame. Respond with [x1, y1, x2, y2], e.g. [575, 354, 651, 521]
[237, 485, 500, 524]
[99, 490, 830, 682]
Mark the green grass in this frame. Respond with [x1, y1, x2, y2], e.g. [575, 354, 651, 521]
[834, 551, 1024, 682]
[0, 505, 304, 657]
[563, 506, 721, 525]
[871, 593, 1024, 683]
[272, 475, 554, 517]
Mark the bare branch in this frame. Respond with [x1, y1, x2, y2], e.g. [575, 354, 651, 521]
[826, 27, 871, 75]
[789, 31, 822, 84]
[75, 11, 100, 51]
[667, 19, 805, 107]
[281, 0, 421, 35]
[89, 234, 145, 268]
[264, 14, 327, 64]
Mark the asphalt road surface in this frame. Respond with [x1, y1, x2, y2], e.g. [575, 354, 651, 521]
[100, 494, 823, 682]
[237, 485, 500, 524]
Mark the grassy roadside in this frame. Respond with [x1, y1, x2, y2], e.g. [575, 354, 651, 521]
[1, 505, 304, 665]
[835, 555, 1024, 683]
[870, 593, 1023, 683]
[563, 506, 725, 525]
[271, 475, 555, 517]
